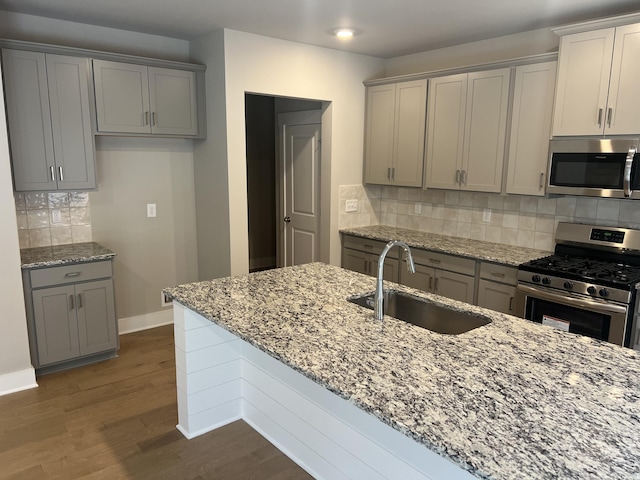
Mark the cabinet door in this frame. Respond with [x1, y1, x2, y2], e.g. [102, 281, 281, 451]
[46, 55, 96, 190]
[93, 60, 151, 133]
[364, 84, 395, 185]
[435, 270, 475, 304]
[606, 23, 640, 135]
[462, 68, 510, 193]
[552, 28, 615, 136]
[399, 262, 434, 292]
[342, 248, 371, 276]
[477, 279, 516, 315]
[392, 80, 427, 187]
[506, 62, 557, 196]
[76, 279, 117, 356]
[425, 74, 466, 189]
[32, 285, 79, 365]
[148, 67, 198, 136]
[2, 49, 56, 191]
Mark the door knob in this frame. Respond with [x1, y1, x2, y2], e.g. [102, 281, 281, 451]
[283, 216, 291, 223]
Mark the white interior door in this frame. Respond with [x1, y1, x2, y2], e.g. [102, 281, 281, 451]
[283, 123, 321, 266]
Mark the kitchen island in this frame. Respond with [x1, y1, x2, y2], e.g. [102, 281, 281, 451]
[164, 263, 640, 480]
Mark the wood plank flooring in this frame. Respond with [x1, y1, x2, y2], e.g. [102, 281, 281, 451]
[0, 325, 313, 479]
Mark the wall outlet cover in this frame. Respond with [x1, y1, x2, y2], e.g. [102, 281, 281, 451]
[147, 203, 157, 218]
[345, 199, 358, 213]
[483, 208, 492, 223]
[414, 202, 422, 214]
[51, 209, 62, 224]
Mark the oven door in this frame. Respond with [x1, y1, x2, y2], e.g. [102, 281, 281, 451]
[515, 284, 630, 346]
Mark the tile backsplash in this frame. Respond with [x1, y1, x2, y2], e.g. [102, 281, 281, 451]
[14, 192, 92, 249]
[339, 185, 640, 252]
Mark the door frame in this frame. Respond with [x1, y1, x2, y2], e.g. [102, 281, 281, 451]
[277, 109, 322, 267]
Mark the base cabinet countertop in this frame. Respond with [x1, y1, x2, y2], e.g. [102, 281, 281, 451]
[21, 242, 118, 374]
[165, 263, 640, 480]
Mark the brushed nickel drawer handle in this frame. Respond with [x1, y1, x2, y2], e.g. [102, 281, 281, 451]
[77, 293, 82, 309]
[429, 258, 441, 264]
[64, 272, 81, 278]
[69, 294, 74, 310]
[509, 296, 514, 311]
[491, 272, 506, 278]
[50, 166, 55, 182]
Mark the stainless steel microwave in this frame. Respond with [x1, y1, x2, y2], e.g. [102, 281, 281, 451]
[547, 138, 640, 198]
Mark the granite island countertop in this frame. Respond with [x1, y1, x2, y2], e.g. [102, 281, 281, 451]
[341, 225, 550, 266]
[20, 242, 116, 269]
[165, 263, 640, 480]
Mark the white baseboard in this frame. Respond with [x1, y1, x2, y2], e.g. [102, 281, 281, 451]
[0, 367, 38, 396]
[119, 309, 174, 335]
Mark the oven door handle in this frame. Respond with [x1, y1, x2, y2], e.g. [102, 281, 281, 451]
[517, 284, 628, 315]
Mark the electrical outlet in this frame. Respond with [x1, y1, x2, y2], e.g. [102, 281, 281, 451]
[147, 203, 157, 218]
[345, 199, 358, 213]
[161, 291, 172, 307]
[51, 209, 62, 224]
[483, 208, 492, 223]
[414, 202, 422, 214]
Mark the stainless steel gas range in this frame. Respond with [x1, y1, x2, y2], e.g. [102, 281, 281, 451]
[515, 222, 640, 348]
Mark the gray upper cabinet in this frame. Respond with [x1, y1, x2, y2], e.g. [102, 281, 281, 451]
[425, 68, 510, 193]
[2, 49, 96, 191]
[93, 60, 198, 136]
[364, 79, 427, 187]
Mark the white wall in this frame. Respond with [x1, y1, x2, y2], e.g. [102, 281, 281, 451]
[0, 11, 190, 60]
[0, 62, 37, 395]
[196, 29, 384, 275]
[384, 28, 559, 77]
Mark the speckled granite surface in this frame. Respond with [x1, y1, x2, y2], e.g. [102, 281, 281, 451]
[20, 242, 116, 269]
[341, 225, 550, 266]
[165, 263, 640, 480]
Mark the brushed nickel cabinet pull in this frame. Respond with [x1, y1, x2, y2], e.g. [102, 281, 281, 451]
[77, 293, 82, 309]
[387, 167, 391, 180]
[539, 172, 544, 190]
[461, 170, 467, 185]
[456, 169, 461, 184]
[509, 296, 514, 312]
[69, 294, 74, 310]
[58, 166, 64, 181]
[50, 166, 55, 182]
[429, 258, 441, 264]
[597, 107, 603, 128]
[434, 277, 439, 292]
[152, 111, 156, 126]
[144, 111, 150, 125]
[607, 107, 613, 127]
[391, 167, 395, 181]
[64, 272, 81, 278]
[429, 277, 433, 291]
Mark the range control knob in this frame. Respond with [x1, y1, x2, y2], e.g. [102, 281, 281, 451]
[587, 286, 597, 295]
[542, 277, 551, 285]
[532, 275, 541, 283]
[564, 281, 574, 290]
[599, 288, 610, 298]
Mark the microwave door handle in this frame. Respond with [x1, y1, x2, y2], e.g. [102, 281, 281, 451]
[517, 284, 628, 316]
[624, 146, 636, 197]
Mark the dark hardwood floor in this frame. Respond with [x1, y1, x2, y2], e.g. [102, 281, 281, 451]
[0, 325, 313, 479]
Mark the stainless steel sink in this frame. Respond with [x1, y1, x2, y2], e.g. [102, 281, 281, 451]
[348, 290, 491, 335]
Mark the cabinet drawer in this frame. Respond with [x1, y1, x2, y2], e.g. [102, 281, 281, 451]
[342, 236, 398, 259]
[479, 262, 517, 285]
[411, 249, 476, 276]
[30, 261, 113, 288]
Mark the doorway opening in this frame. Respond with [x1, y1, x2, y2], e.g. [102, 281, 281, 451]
[245, 94, 325, 273]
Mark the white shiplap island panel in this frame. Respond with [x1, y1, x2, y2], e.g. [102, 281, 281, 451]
[165, 263, 640, 480]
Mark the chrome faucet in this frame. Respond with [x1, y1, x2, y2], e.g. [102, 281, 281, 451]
[375, 240, 415, 320]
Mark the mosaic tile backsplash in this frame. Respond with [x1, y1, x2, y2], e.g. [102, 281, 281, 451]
[14, 192, 92, 249]
[339, 185, 640, 252]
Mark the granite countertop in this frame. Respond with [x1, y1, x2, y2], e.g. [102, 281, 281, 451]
[340, 225, 550, 266]
[20, 242, 116, 269]
[165, 263, 640, 480]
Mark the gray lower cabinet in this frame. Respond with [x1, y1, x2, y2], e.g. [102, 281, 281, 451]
[2, 49, 96, 191]
[476, 262, 517, 314]
[24, 260, 118, 373]
[341, 236, 399, 282]
[399, 258, 476, 304]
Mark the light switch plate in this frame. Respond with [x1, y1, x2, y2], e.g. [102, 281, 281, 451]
[51, 209, 62, 224]
[345, 199, 358, 213]
[483, 208, 492, 223]
[147, 203, 157, 218]
[414, 202, 422, 214]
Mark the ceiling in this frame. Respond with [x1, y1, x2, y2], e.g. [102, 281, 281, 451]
[0, 0, 639, 58]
